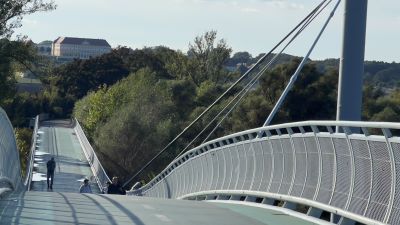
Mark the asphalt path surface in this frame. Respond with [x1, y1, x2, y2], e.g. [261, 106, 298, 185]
[0, 192, 321, 225]
[31, 120, 100, 193]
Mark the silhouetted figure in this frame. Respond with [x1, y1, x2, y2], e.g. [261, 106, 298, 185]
[107, 177, 126, 195]
[79, 178, 92, 193]
[46, 157, 56, 189]
[102, 181, 111, 194]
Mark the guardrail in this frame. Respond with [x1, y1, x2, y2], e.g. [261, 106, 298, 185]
[133, 121, 400, 225]
[0, 107, 22, 195]
[24, 115, 39, 191]
[74, 119, 111, 193]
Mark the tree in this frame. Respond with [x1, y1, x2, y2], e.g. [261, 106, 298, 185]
[0, 39, 37, 107]
[15, 127, 32, 176]
[364, 89, 400, 123]
[0, 0, 56, 38]
[0, 0, 55, 122]
[187, 30, 232, 86]
[89, 68, 177, 180]
[48, 49, 130, 100]
[221, 59, 338, 132]
[226, 51, 252, 67]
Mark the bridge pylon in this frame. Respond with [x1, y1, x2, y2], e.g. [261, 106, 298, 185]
[336, 0, 368, 123]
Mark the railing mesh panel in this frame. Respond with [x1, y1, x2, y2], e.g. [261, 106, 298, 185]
[279, 138, 293, 195]
[252, 141, 264, 191]
[242, 143, 254, 190]
[136, 123, 400, 225]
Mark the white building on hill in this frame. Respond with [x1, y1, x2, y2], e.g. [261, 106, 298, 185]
[51, 37, 112, 60]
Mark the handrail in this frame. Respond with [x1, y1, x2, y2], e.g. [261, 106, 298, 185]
[132, 120, 400, 225]
[74, 119, 111, 193]
[180, 190, 386, 225]
[0, 177, 15, 198]
[138, 120, 400, 191]
[0, 107, 22, 194]
[24, 115, 39, 191]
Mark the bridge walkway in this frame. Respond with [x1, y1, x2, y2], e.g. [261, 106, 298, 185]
[0, 191, 322, 225]
[31, 120, 101, 193]
[0, 119, 327, 225]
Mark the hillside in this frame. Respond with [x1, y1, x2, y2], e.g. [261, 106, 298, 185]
[227, 52, 400, 89]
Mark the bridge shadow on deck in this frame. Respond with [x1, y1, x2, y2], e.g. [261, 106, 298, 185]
[40, 119, 75, 128]
[0, 192, 145, 225]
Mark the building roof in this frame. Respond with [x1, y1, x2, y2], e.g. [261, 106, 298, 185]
[53, 37, 111, 47]
[38, 40, 53, 45]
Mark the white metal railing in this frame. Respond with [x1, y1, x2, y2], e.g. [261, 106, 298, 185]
[0, 107, 22, 195]
[133, 120, 400, 225]
[74, 119, 111, 193]
[24, 115, 39, 191]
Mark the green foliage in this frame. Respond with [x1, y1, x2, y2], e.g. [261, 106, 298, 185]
[4, 92, 41, 125]
[15, 127, 32, 176]
[0, 39, 49, 126]
[74, 68, 177, 179]
[225, 94, 271, 133]
[366, 89, 400, 122]
[196, 80, 224, 106]
[74, 84, 127, 136]
[226, 51, 252, 67]
[220, 60, 339, 134]
[165, 79, 196, 118]
[0, 39, 37, 106]
[187, 30, 232, 86]
[0, 0, 56, 38]
[48, 49, 130, 101]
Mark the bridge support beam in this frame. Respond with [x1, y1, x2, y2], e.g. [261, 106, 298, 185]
[307, 207, 323, 218]
[336, 0, 368, 124]
[339, 218, 356, 225]
[331, 214, 341, 223]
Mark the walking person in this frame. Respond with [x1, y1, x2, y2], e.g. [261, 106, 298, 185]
[107, 177, 126, 195]
[79, 178, 92, 193]
[102, 181, 111, 194]
[46, 157, 56, 190]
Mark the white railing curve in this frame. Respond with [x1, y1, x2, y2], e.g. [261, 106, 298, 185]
[131, 120, 400, 225]
[0, 107, 22, 196]
[24, 115, 39, 191]
[74, 119, 111, 193]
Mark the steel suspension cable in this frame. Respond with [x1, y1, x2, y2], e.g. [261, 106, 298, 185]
[199, 0, 335, 145]
[174, 1, 332, 159]
[263, 0, 342, 126]
[122, 0, 329, 188]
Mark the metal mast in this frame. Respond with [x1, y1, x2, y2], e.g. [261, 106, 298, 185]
[336, 0, 368, 123]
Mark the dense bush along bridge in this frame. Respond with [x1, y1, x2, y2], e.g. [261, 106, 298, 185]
[0, 0, 395, 225]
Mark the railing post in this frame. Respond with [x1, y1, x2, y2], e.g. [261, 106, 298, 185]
[311, 126, 323, 201]
[382, 128, 396, 223]
[342, 126, 356, 211]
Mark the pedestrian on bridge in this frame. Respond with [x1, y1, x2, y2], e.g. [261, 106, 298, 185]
[79, 178, 92, 193]
[102, 181, 111, 194]
[46, 157, 56, 190]
[107, 177, 126, 195]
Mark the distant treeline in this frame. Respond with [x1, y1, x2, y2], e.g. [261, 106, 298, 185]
[227, 51, 400, 89]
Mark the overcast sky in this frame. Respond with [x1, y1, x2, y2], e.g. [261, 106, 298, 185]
[15, 0, 400, 62]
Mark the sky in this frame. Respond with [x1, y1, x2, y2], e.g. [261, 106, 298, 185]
[15, 0, 400, 62]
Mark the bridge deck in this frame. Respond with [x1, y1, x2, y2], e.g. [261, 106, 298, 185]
[31, 120, 101, 193]
[12, 119, 325, 225]
[0, 191, 322, 225]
